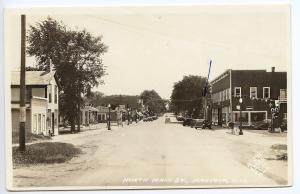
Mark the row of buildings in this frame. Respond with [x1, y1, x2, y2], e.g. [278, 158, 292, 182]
[206, 67, 287, 127]
[10, 68, 145, 137]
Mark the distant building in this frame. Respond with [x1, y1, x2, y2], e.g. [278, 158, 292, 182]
[11, 70, 59, 136]
[80, 106, 100, 126]
[210, 67, 287, 127]
[96, 105, 110, 123]
[137, 99, 145, 112]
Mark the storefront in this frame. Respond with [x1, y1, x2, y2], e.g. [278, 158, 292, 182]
[232, 111, 267, 126]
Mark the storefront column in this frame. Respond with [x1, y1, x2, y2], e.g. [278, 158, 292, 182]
[248, 112, 251, 126]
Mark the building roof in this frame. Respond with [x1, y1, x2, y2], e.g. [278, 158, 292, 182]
[96, 106, 109, 113]
[11, 71, 56, 86]
[81, 106, 99, 112]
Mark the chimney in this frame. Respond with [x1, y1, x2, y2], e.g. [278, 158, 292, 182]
[47, 58, 54, 72]
[271, 67, 275, 73]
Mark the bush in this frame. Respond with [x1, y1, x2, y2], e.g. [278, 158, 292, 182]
[13, 142, 81, 165]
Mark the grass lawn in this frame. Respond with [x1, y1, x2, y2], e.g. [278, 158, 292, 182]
[13, 142, 82, 166]
[12, 132, 51, 144]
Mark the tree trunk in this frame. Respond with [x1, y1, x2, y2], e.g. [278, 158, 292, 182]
[70, 117, 75, 133]
[77, 102, 81, 132]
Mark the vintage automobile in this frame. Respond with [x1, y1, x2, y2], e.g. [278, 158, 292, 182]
[176, 115, 185, 121]
[190, 119, 202, 128]
[143, 116, 153, 122]
[201, 120, 212, 129]
[252, 121, 270, 130]
[183, 118, 193, 126]
[193, 119, 206, 129]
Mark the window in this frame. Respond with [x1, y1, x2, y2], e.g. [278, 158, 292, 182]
[221, 91, 223, 101]
[26, 88, 31, 102]
[279, 89, 287, 101]
[48, 85, 52, 103]
[54, 85, 58, 104]
[42, 115, 45, 131]
[48, 92, 52, 103]
[234, 87, 241, 97]
[226, 89, 230, 100]
[33, 114, 37, 132]
[38, 114, 41, 133]
[263, 87, 270, 99]
[250, 87, 257, 99]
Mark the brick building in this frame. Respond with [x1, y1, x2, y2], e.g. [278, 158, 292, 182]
[210, 67, 287, 127]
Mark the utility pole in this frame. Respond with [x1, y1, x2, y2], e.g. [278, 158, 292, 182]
[19, 14, 26, 151]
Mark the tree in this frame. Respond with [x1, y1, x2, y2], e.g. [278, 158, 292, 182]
[84, 92, 140, 110]
[25, 66, 44, 71]
[84, 91, 105, 105]
[140, 90, 165, 114]
[170, 75, 207, 118]
[27, 17, 108, 133]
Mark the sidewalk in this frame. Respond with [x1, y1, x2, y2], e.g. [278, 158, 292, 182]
[12, 121, 139, 147]
[59, 123, 107, 133]
[12, 123, 109, 147]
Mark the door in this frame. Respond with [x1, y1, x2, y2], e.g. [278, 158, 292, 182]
[52, 112, 55, 134]
[218, 108, 222, 126]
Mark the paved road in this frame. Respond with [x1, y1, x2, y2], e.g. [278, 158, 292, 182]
[13, 115, 288, 189]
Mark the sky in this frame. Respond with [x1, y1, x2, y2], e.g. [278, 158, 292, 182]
[5, 5, 290, 99]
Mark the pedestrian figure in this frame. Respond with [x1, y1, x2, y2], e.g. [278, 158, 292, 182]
[228, 122, 238, 135]
[116, 110, 123, 127]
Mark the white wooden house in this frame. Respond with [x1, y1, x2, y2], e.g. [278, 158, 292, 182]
[11, 70, 60, 136]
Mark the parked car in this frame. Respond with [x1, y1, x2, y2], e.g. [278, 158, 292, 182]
[194, 119, 205, 129]
[143, 116, 153, 122]
[201, 120, 212, 129]
[190, 119, 202, 128]
[252, 121, 270, 130]
[183, 118, 193, 126]
[176, 115, 185, 121]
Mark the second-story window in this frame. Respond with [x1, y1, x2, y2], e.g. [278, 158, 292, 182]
[48, 85, 52, 103]
[279, 89, 287, 101]
[234, 87, 241, 97]
[250, 87, 257, 99]
[263, 87, 270, 99]
[49, 92, 52, 103]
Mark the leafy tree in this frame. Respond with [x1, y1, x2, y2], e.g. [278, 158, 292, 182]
[170, 75, 207, 118]
[25, 66, 44, 71]
[140, 90, 165, 114]
[27, 17, 108, 132]
[85, 92, 140, 110]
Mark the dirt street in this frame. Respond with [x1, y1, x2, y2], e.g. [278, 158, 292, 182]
[12, 115, 288, 189]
